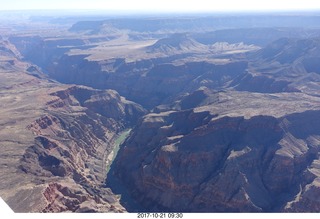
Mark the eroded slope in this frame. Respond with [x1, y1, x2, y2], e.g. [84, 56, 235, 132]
[114, 91, 320, 212]
[0, 40, 145, 212]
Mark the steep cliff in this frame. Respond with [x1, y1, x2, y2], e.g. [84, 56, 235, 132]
[232, 38, 320, 95]
[5, 14, 320, 213]
[0, 39, 146, 212]
[9, 33, 251, 109]
[114, 91, 320, 212]
[49, 55, 247, 109]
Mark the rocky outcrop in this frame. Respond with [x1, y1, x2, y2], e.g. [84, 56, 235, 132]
[41, 181, 121, 212]
[146, 34, 207, 54]
[114, 91, 320, 212]
[17, 85, 145, 212]
[254, 38, 320, 64]
[41, 51, 248, 109]
[228, 37, 320, 95]
[6, 14, 320, 213]
[9, 32, 251, 110]
[0, 39, 146, 212]
[231, 73, 293, 93]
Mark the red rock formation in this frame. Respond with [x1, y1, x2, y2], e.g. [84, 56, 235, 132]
[0, 38, 145, 212]
[18, 85, 145, 212]
[114, 92, 320, 212]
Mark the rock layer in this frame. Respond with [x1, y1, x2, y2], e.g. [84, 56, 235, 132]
[114, 91, 320, 212]
[0, 40, 145, 212]
[4, 13, 320, 213]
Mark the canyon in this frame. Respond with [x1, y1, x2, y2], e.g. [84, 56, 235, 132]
[0, 37, 145, 212]
[1, 11, 320, 212]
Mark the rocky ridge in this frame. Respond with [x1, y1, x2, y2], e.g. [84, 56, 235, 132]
[4, 13, 320, 213]
[114, 90, 320, 212]
[232, 37, 320, 95]
[0, 39, 145, 212]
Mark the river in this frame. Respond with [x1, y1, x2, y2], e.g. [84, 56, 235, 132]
[105, 129, 131, 174]
[105, 128, 145, 212]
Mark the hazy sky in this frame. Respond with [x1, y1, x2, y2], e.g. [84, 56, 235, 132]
[1, 0, 320, 12]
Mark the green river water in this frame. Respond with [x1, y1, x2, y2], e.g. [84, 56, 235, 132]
[105, 128, 144, 212]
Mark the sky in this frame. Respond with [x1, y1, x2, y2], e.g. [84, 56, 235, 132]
[1, 0, 320, 12]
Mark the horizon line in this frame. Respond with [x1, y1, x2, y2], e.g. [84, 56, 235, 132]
[1, 8, 320, 15]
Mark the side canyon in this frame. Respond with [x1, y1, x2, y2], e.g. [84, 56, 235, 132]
[2, 13, 320, 212]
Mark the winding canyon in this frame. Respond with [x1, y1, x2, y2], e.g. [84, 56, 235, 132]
[2, 13, 320, 212]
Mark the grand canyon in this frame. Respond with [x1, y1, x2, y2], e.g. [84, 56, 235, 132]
[1, 10, 320, 213]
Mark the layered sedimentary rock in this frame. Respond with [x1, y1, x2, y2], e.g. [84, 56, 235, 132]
[5, 14, 320, 213]
[233, 37, 320, 95]
[114, 91, 320, 212]
[9, 33, 252, 109]
[0, 40, 145, 212]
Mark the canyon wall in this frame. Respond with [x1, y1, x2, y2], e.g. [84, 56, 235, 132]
[114, 91, 320, 212]
[0, 40, 146, 212]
